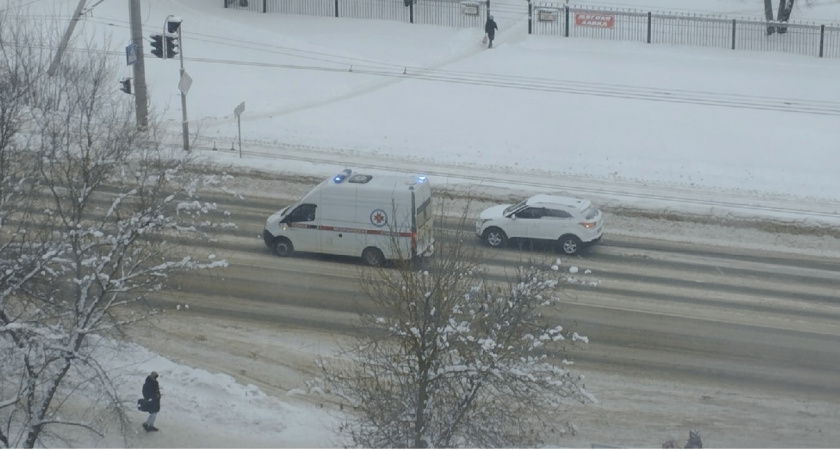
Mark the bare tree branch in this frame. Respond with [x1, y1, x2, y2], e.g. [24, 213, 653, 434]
[1, 5, 237, 447]
[321, 191, 592, 448]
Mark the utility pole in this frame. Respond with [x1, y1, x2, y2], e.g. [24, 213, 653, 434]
[48, 0, 87, 76]
[129, 0, 150, 128]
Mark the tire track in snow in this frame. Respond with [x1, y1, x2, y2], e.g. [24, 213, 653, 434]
[197, 31, 496, 128]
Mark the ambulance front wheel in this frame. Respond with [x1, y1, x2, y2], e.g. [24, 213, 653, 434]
[362, 247, 385, 267]
[273, 238, 294, 257]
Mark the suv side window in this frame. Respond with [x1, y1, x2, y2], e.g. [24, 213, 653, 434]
[287, 204, 317, 222]
[544, 208, 573, 219]
[515, 207, 544, 219]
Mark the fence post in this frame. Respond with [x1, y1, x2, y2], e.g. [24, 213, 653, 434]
[335, 0, 339, 17]
[223, 0, 227, 8]
[410, 0, 414, 23]
[564, 5, 570, 37]
[731, 19, 737, 50]
[528, 0, 532, 35]
[646, 11, 652, 43]
[819, 24, 825, 57]
[262, 0, 266, 13]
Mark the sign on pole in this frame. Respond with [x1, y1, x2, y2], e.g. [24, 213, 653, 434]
[234, 101, 245, 117]
[178, 71, 193, 94]
[126, 43, 138, 66]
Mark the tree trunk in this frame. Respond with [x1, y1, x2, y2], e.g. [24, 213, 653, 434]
[25, 358, 73, 448]
[414, 335, 429, 448]
[782, 0, 795, 21]
[776, 0, 788, 33]
[764, 0, 776, 35]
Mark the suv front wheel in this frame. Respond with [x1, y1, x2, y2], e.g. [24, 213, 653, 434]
[483, 227, 508, 248]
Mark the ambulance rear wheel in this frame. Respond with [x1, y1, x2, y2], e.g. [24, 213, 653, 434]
[362, 247, 385, 267]
[273, 238, 294, 257]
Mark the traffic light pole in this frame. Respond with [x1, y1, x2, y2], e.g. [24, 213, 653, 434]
[165, 15, 190, 152]
[129, 0, 149, 129]
[177, 25, 189, 152]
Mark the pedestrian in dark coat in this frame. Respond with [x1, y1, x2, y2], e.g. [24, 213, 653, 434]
[485, 14, 498, 48]
[142, 371, 161, 432]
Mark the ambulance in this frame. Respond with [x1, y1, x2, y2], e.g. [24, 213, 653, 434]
[262, 169, 434, 266]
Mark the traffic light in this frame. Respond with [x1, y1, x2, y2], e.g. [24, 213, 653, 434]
[167, 18, 182, 34]
[119, 78, 132, 94]
[150, 34, 164, 58]
[165, 36, 179, 59]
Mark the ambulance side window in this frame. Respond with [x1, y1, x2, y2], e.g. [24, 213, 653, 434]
[287, 204, 317, 223]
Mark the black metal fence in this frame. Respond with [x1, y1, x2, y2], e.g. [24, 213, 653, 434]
[531, 2, 840, 58]
[223, 0, 487, 28]
[222, 0, 840, 58]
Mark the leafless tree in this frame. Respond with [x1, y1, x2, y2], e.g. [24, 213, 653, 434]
[0, 7, 233, 448]
[320, 197, 593, 448]
[764, 0, 817, 34]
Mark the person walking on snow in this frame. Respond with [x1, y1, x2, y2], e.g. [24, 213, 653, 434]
[485, 14, 498, 48]
[142, 371, 161, 432]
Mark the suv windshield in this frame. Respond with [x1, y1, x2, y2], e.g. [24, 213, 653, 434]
[503, 199, 528, 215]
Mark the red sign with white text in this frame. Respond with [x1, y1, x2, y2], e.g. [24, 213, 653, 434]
[574, 13, 615, 29]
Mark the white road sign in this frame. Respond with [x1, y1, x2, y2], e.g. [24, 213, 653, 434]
[178, 71, 193, 94]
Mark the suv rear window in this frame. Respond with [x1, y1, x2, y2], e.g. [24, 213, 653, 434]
[582, 206, 599, 220]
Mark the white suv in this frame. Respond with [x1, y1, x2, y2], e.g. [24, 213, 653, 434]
[475, 194, 604, 255]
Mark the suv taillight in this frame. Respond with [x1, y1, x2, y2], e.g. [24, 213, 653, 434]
[579, 221, 596, 229]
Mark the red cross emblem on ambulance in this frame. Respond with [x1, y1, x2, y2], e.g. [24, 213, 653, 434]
[370, 209, 388, 227]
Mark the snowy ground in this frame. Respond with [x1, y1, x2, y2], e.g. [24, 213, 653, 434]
[10, 0, 840, 447]
[102, 0, 840, 225]
[85, 309, 840, 449]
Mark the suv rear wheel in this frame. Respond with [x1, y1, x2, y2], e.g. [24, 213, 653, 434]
[558, 235, 582, 255]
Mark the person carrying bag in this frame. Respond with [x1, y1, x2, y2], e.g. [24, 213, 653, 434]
[138, 371, 162, 432]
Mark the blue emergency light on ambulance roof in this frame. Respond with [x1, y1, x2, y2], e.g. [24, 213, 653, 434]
[333, 168, 352, 183]
[416, 175, 427, 183]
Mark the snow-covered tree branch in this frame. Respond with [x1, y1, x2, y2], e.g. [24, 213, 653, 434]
[0, 7, 235, 448]
[321, 196, 594, 448]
